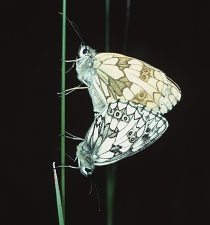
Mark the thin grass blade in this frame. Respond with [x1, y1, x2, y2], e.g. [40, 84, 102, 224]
[53, 162, 64, 225]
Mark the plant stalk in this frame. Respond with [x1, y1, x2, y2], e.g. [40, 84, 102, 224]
[61, 0, 67, 223]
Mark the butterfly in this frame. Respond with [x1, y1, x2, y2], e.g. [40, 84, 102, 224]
[68, 100, 168, 176]
[66, 44, 181, 115]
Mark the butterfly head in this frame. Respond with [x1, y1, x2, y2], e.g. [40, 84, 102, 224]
[80, 167, 94, 177]
[78, 44, 97, 59]
[76, 145, 95, 177]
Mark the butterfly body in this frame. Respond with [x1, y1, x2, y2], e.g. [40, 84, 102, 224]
[76, 100, 168, 176]
[75, 45, 181, 115]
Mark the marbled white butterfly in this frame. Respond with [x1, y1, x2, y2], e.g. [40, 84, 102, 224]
[68, 100, 168, 176]
[66, 44, 181, 115]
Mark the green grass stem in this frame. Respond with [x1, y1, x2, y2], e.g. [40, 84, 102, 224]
[106, 1, 131, 225]
[106, 164, 117, 225]
[105, 2, 117, 225]
[53, 163, 64, 225]
[61, 1, 67, 223]
[105, 0, 110, 52]
[123, 0, 131, 54]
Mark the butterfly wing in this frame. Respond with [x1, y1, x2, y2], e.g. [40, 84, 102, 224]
[93, 52, 181, 114]
[75, 45, 181, 114]
[77, 100, 168, 168]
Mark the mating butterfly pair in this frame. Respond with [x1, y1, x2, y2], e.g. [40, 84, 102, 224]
[66, 44, 181, 176]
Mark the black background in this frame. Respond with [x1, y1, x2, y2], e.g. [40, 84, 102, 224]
[2, 0, 209, 224]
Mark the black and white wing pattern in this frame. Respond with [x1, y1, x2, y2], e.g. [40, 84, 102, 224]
[76, 100, 168, 176]
[74, 44, 181, 115]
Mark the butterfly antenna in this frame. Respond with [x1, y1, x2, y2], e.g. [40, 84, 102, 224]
[88, 179, 93, 195]
[70, 22, 86, 46]
[58, 12, 86, 46]
[91, 176, 101, 212]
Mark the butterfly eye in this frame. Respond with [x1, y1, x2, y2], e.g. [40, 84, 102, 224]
[85, 168, 92, 173]
[114, 110, 122, 119]
[121, 115, 130, 122]
[80, 167, 93, 177]
[78, 45, 89, 57]
[83, 48, 88, 54]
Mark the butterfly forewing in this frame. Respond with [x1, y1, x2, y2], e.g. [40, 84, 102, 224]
[75, 45, 181, 115]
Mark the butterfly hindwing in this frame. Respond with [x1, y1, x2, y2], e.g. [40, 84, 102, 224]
[76, 100, 168, 176]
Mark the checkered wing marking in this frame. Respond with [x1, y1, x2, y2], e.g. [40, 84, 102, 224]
[75, 45, 181, 115]
[76, 100, 168, 176]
